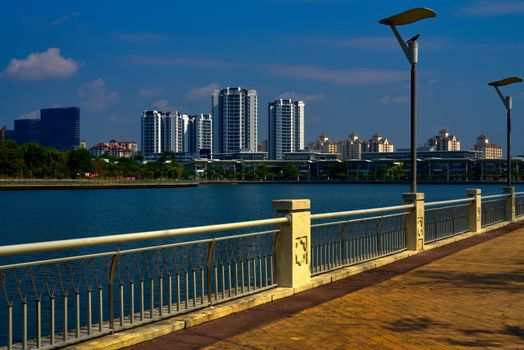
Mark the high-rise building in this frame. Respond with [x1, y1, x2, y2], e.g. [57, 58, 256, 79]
[162, 111, 189, 153]
[141, 110, 163, 158]
[339, 132, 363, 160]
[14, 118, 41, 145]
[268, 99, 305, 160]
[427, 129, 461, 151]
[40, 107, 80, 151]
[212, 87, 258, 154]
[188, 114, 213, 156]
[307, 134, 338, 154]
[473, 134, 502, 159]
[363, 133, 394, 153]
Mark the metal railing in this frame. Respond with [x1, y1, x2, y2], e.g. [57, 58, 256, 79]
[309, 204, 413, 276]
[0, 217, 287, 350]
[481, 194, 508, 227]
[424, 198, 472, 243]
[516, 192, 524, 217]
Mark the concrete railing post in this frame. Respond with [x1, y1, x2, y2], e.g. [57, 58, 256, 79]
[504, 187, 515, 222]
[466, 189, 482, 233]
[403, 193, 424, 252]
[272, 199, 311, 288]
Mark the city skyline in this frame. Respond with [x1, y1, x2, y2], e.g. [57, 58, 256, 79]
[1, 1, 523, 152]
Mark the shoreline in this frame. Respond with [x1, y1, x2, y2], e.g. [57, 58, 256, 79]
[0, 181, 199, 191]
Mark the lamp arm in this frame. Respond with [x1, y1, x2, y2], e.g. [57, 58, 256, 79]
[494, 86, 509, 110]
[389, 25, 412, 64]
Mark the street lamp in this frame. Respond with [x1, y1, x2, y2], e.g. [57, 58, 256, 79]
[380, 8, 436, 193]
[488, 76, 523, 186]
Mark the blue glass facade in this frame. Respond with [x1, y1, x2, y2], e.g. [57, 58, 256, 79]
[14, 119, 41, 144]
[40, 107, 80, 151]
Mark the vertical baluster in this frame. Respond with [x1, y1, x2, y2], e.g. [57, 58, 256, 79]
[149, 278, 154, 318]
[167, 275, 172, 314]
[240, 260, 245, 294]
[98, 288, 103, 331]
[159, 277, 164, 316]
[36, 298, 41, 347]
[21, 301, 27, 350]
[119, 284, 124, 327]
[221, 264, 225, 299]
[192, 270, 197, 307]
[63, 294, 68, 341]
[50, 296, 56, 344]
[76, 292, 81, 337]
[7, 303, 13, 350]
[270, 254, 274, 285]
[184, 271, 189, 309]
[234, 261, 239, 295]
[252, 258, 257, 290]
[258, 256, 262, 289]
[87, 289, 92, 334]
[263, 256, 268, 287]
[200, 269, 205, 305]
[214, 265, 218, 301]
[227, 263, 232, 297]
[129, 282, 134, 324]
[140, 280, 144, 321]
[246, 259, 251, 293]
[176, 273, 180, 311]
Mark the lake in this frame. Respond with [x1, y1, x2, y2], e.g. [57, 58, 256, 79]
[1, 183, 521, 246]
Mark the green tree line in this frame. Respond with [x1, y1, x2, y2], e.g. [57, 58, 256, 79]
[0, 141, 186, 179]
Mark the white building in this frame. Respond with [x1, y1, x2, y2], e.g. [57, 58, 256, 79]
[141, 110, 163, 158]
[268, 99, 305, 160]
[427, 129, 461, 151]
[162, 111, 189, 153]
[212, 87, 258, 155]
[188, 114, 213, 156]
[339, 133, 362, 160]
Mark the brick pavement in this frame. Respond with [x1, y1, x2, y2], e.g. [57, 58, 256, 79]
[127, 223, 524, 350]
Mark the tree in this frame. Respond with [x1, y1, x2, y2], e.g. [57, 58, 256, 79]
[67, 149, 93, 178]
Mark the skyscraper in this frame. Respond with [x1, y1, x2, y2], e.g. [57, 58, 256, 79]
[268, 99, 305, 160]
[40, 107, 80, 151]
[188, 114, 212, 156]
[162, 111, 189, 153]
[14, 118, 41, 145]
[212, 87, 258, 154]
[141, 110, 163, 158]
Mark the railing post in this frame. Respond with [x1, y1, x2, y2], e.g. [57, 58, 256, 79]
[272, 199, 311, 288]
[504, 186, 515, 222]
[466, 189, 482, 233]
[402, 193, 424, 252]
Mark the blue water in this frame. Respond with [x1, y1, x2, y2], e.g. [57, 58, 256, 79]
[0, 183, 520, 246]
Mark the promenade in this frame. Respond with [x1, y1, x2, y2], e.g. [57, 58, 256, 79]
[128, 223, 524, 350]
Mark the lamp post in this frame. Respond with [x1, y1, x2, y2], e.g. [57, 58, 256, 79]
[380, 8, 436, 193]
[488, 76, 523, 186]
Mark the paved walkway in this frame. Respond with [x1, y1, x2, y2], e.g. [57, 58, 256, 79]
[128, 223, 524, 350]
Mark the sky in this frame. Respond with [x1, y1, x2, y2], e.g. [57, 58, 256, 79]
[0, 0, 523, 153]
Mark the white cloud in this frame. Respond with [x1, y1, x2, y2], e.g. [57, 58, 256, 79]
[267, 64, 406, 86]
[380, 95, 409, 105]
[78, 79, 120, 111]
[16, 110, 40, 120]
[51, 11, 80, 27]
[278, 91, 325, 102]
[1, 48, 79, 80]
[185, 83, 220, 100]
[152, 99, 177, 111]
[460, 0, 524, 16]
[139, 86, 165, 98]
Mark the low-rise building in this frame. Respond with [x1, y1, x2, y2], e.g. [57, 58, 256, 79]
[90, 139, 137, 158]
[427, 129, 461, 151]
[307, 134, 338, 154]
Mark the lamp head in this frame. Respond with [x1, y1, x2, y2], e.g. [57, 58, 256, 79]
[379, 8, 436, 26]
[488, 77, 523, 87]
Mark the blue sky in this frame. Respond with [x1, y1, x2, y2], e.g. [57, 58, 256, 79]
[1, 0, 523, 153]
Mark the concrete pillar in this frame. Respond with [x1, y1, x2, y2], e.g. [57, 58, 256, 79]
[504, 187, 516, 222]
[403, 193, 425, 252]
[272, 199, 311, 288]
[466, 189, 482, 233]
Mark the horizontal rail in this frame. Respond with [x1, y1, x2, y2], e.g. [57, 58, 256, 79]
[311, 211, 408, 229]
[311, 204, 414, 221]
[424, 198, 474, 207]
[482, 194, 510, 200]
[0, 217, 289, 257]
[516, 191, 524, 196]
